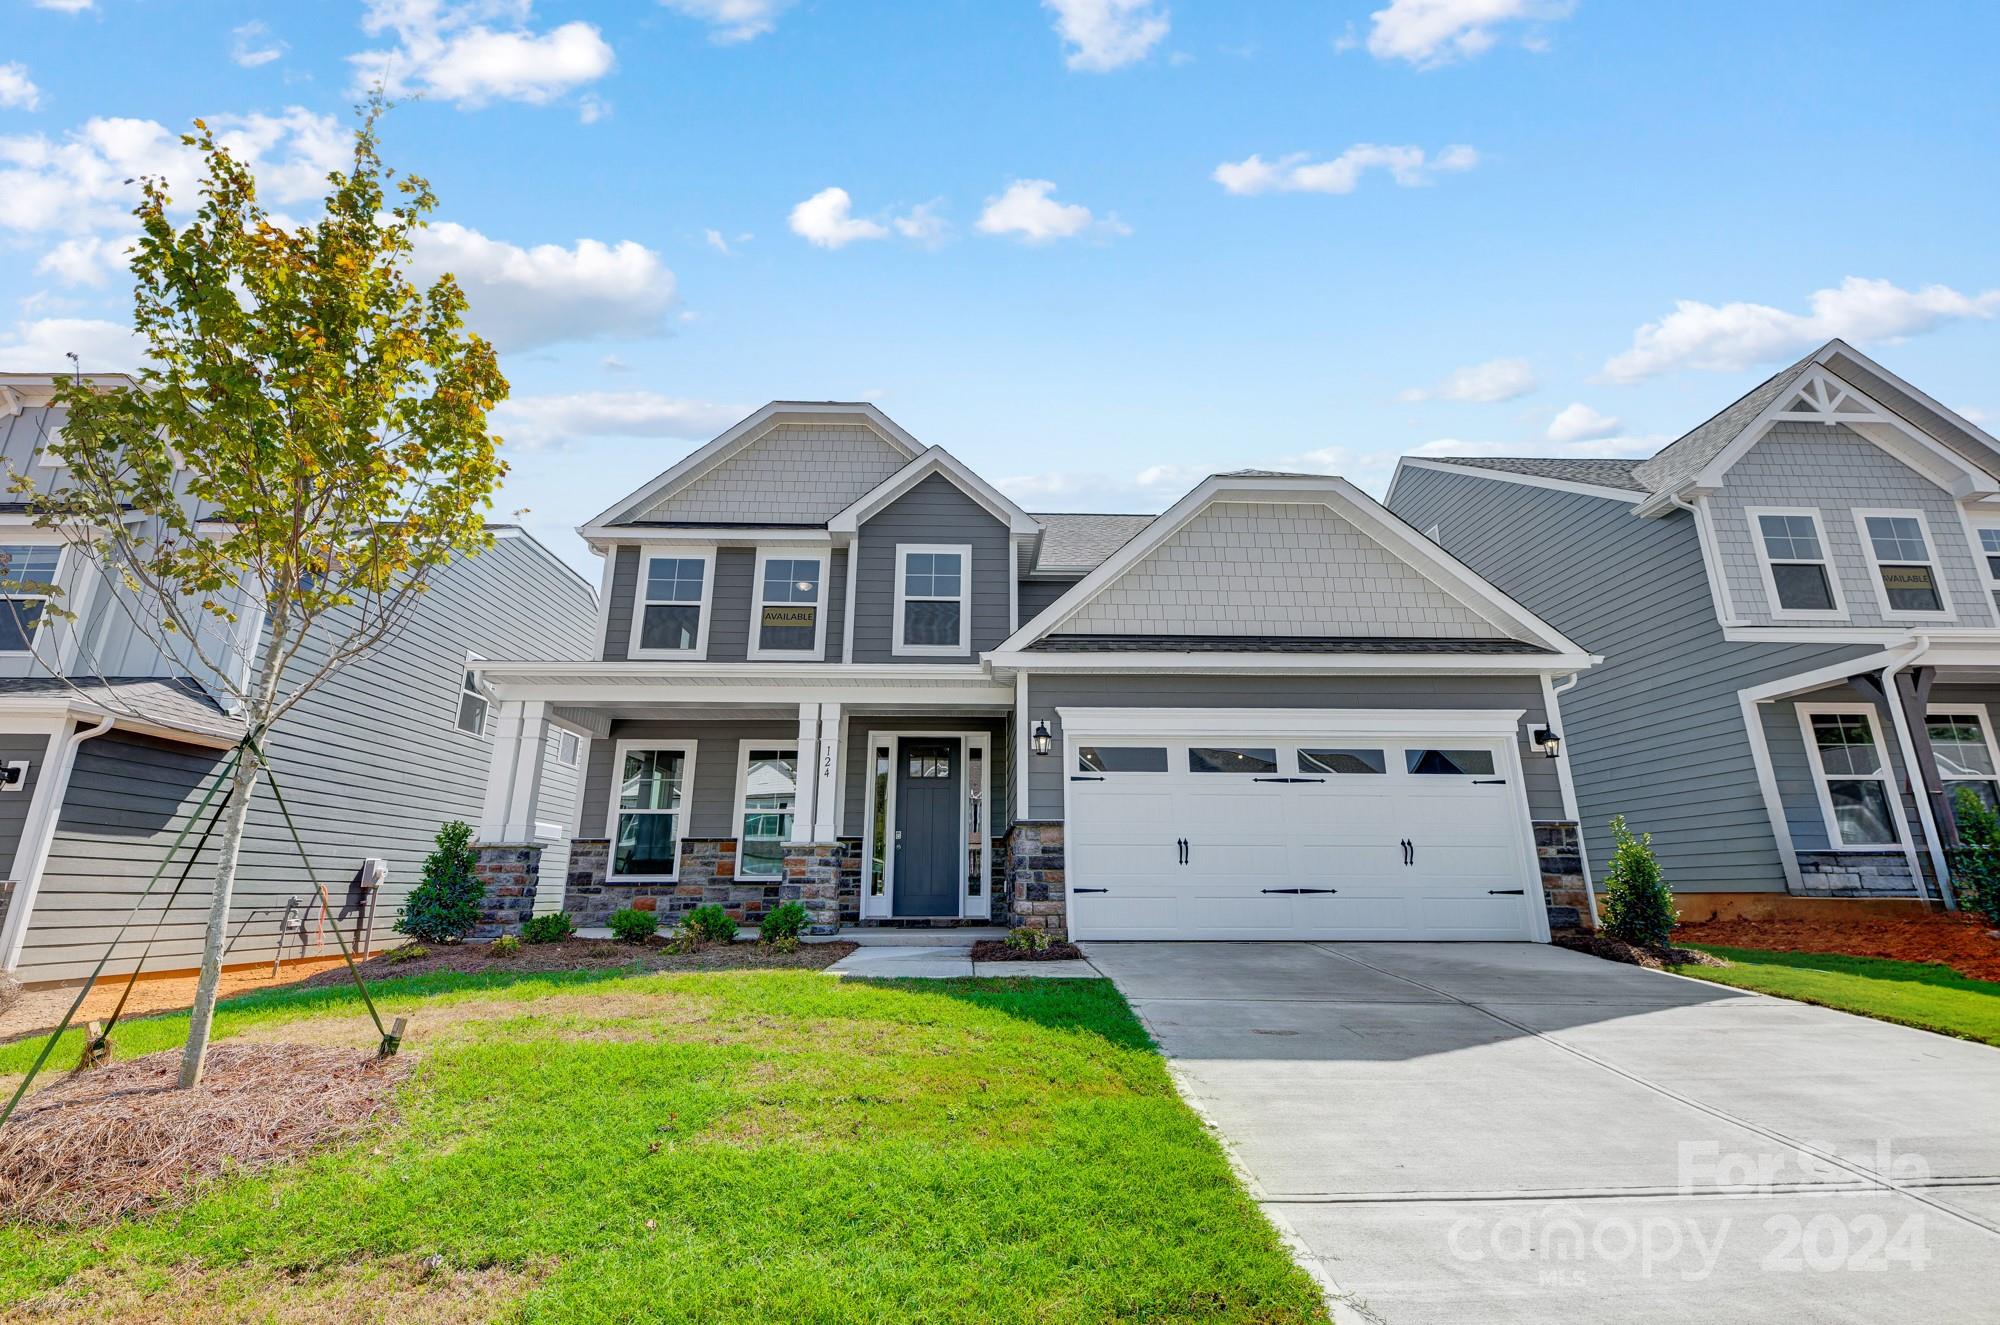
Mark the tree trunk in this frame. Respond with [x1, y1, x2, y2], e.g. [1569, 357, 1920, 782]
[177, 744, 264, 1089]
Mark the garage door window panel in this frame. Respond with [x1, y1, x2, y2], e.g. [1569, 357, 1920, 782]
[1189, 747, 1278, 774]
[1299, 748, 1385, 775]
[1079, 746, 1169, 773]
[1406, 748, 1496, 776]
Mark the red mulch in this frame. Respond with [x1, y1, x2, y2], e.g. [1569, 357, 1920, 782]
[1674, 910, 2000, 982]
[969, 939, 1086, 962]
[295, 937, 856, 988]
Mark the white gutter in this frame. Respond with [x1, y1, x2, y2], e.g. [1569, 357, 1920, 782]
[0, 710, 114, 972]
[1878, 634, 1957, 910]
[1546, 670, 1600, 928]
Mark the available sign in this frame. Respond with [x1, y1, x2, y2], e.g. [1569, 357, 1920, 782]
[761, 605, 815, 629]
[1880, 566, 1937, 592]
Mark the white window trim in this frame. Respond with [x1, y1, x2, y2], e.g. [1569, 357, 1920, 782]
[1743, 505, 1846, 621]
[455, 651, 490, 736]
[629, 548, 716, 660]
[733, 738, 801, 881]
[1966, 520, 2000, 600]
[0, 535, 67, 658]
[746, 547, 829, 661]
[604, 738, 698, 882]
[1796, 703, 1908, 852]
[1851, 508, 1955, 621]
[892, 543, 972, 658]
[1924, 702, 2000, 810]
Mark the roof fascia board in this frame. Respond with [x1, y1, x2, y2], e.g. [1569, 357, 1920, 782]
[988, 649, 1599, 674]
[580, 525, 837, 548]
[827, 446, 1040, 535]
[1391, 457, 1647, 505]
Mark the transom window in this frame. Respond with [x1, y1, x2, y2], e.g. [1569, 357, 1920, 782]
[895, 545, 968, 655]
[455, 659, 488, 735]
[1752, 511, 1837, 615]
[1857, 513, 1946, 615]
[1406, 748, 1495, 776]
[609, 743, 693, 880]
[1299, 748, 1386, 775]
[1802, 710, 1899, 847]
[736, 745, 798, 879]
[0, 544, 59, 654]
[1189, 747, 1278, 774]
[1079, 746, 1170, 773]
[751, 553, 824, 658]
[634, 553, 711, 656]
[1927, 711, 2000, 821]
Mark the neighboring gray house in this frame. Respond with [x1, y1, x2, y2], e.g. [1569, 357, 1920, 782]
[472, 401, 1599, 943]
[0, 373, 598, 984]
[1387, 338, 2000, 913]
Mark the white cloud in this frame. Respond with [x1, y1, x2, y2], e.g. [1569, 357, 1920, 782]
[975, 179, 1126, 243]
[30, 0, 92, 11]
[893, 199, 951, 248]
[1044, 0, 1170, 72]
[351, 0, 614, 107]
[231, 21, 288, 68]
[1545, 402, 1621, 443]
[659, 0, 794, 44]
[789, 187, 888, 249]
[408, 223, 679, 351]
[1399, 356, 1537, 404]
[493, 391, 744, 448]
[36, 233, 136, 286]
[1366, 0, 1575, 68]
[0, 317, 145, 373]
[1409, 434, 1661, 461]
[704, 228, 731, 255]
[0, 64, 40, 111]
[1603, 277, 2000, 382]
[1214, 143, 1477, 196]
[577, 94, 610, 124]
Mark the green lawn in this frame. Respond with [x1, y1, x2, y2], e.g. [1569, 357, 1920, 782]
[1674, 946, 2000, 1047]
[0, 969, 1327, 1324]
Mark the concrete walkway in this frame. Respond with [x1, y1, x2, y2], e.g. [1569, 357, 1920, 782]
[1085, 940, 2000, 1325]
[825, 943, 1102, 979]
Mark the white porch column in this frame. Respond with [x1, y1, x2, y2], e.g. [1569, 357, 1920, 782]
[792, 702, 822, 841]
[478, 700, 552, 842]
[812, 702, 842, 840]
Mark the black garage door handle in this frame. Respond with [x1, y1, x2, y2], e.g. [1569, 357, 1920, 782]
[1074, 887, 1109, 894]
[1253, 776, 1326, 783]
[1261, 887, 1338, 894]
[1071, 774, 1105, 782]
[1488, 888, 1525, 895]
[1473, 779, 1508, 785]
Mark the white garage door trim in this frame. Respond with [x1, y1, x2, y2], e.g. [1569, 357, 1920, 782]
[1058, 707, 1550, 943]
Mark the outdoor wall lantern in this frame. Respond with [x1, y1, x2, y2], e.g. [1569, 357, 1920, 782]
[1531, 727, 1562, 759]
[1031, 720, 1053, 757]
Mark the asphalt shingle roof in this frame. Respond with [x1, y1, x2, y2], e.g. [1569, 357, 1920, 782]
[0, 675, 243, 742]
[1028, 512, 1155, 572]
[1420, 457, 1647, 491]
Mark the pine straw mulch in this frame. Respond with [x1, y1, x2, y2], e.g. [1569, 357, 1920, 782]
[969, 939, 1087, 962]
[294, 936, 857, 988]
[1673, 909, 2000, 983]
[0, 1043, 412, 1228]
[1550, 929, 1728, 971]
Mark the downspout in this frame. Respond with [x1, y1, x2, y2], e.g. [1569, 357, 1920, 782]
[1548, 671, 1600, 929]
[0, 710, 115, 972]
[1878, 635, 1956, 909]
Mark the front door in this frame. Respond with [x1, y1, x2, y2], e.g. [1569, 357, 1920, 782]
[894, 737, 962, 917]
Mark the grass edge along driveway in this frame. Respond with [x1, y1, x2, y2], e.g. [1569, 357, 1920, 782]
[0, 969, 1330, 1324]
[1674, 946, 2000, 1048]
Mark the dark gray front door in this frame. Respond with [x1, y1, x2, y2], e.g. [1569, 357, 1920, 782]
[894, 737, 961, 917]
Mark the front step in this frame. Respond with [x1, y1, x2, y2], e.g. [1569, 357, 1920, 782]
[818, 926, 1010, 947]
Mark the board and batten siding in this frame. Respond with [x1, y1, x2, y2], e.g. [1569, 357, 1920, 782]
[1387, 463, 1873, 893]
[13, 533, 598, 982]
[851, 474, 1011, 663]
[602, 545, 848, 663]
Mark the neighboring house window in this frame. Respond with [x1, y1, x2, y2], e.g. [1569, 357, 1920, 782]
[1748, 509, 1839, 616]
[608, 741, 695, 881]
[557, 730, 580, 766]
[749, 551, 826, 659]
[632, 551, 714, 657]
[1927, 708, 2000, 821]
[455, 659, 488, 735]
[735, 742, 799, 879]
[1975, 526, 2000, 612]
[1800, 708, 1900, 848]
[894, 544, 970, 656]
[1855, 511, 1948, 616]
[0, 544, 60, 653]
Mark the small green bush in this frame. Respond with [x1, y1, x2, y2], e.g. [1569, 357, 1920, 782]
[608, 907, 659, 944]
[395, 820, 485, 944]
[1004, 925, 1052, 955]
[1601, 815, 1677, 948]
[490, 934, 522, 957]
[384, 943, 430, 963]
[760, 901, 810, 950]
[684, 904, 738, 944]
[521, 912, 576, 945]
[1946, 787, 2000, 926]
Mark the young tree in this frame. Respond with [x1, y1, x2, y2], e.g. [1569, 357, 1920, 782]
[17, 100, 507, 1087]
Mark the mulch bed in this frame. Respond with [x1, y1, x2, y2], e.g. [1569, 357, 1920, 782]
[969, 939, 1086, 962]
[1551, 929, 1728, 971]
[1673, 910, 2000, 982]
[0, 1043, 411, 1228]
[296, 937, 857, 989]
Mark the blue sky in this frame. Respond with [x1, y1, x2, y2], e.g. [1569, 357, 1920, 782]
[4, 0, 1998, 570]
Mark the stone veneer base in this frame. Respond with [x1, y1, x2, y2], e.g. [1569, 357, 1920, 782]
[471, 843, 540, 941]
[1535, 821, 1590, 930]
[1793, 849, 1922, 898]
[1005, 821, 1067, 940]
[561, 837, 863, 931]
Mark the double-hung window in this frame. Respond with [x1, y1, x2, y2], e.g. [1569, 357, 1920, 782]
[749, 551, 826, 659]
[1748, 509, 1839, 616]
[894, 544, 969, 656]
[455, 656, 488, 735]
[0, 544, 60, 654]
[632, 551, 713, 657]
[608, 741, 695, 880]
[735, 743, 799, 879]
[1800, 707, 1900, 848]
[1856, 511, 1948, 616]
[1975, 525, 2000, 613]
[1927, 708, 2000, 821]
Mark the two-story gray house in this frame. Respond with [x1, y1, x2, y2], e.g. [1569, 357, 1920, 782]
[472, 401, 1600, 943]
[1387, 338, 1999, 915]
[0, 372, 599, 984]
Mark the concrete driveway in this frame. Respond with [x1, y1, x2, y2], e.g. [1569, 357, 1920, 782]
[1085, 941, 2000, 1324]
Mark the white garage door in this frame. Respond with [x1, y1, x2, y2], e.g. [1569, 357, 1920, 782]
[1063, 712, 1543, 941]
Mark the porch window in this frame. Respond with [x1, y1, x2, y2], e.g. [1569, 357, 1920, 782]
[894, 545, 968, 655]
[0, 544, 59, 654]
[735, 744, 798, 879]
[750, 552, 824, 658]
[1857, 513, 1946, 615]
[1927, 711, 2000, 820]
[1752, 511, 1837, 615]
[609, 742, 693, 880]
[634, 553, 712, 656]
[1802, 710, 1899, 847]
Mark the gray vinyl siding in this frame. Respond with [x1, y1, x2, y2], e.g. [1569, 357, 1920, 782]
[603, 545, 639, 660]
[604, 545, 848, 663]
[851, 474, 1010, 663]
[1018, 578, 1076, 623]
[13, 534, 598, 982]
[1024, 673, 1563, 821]
[0, 730, 52, 943]
[1389, 464, 1873, 893]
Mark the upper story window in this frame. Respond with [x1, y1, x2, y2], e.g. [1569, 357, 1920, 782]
[1748, 509, 1841, 618]
[749, 551, 826, 659]
[894, 544, 970, 657]
[1975, 526, 2000, 613]
[1855, 511, 1948, 617]
[631, 551, 714, 658]
[0, 544, 60, 654]
[455, 657, 488, 735]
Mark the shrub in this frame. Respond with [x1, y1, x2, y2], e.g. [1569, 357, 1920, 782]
[1600, 815, 1677, 948]
[608, 908, 659, 944]
[490, 934, 522, 957]
[1004, 925, 1051, 955]
[760, 901, 810, 951]
[1946, 787, 2000, 926]
[684, 904, 739, 944]
[521, 912, 576, 945]
[384, 943, 430, 963]
[395, 820, 484, 945]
